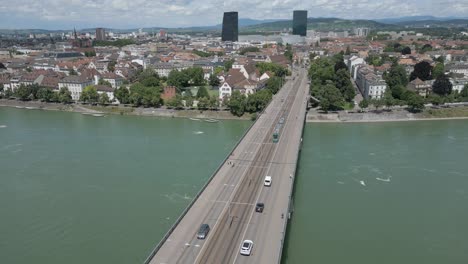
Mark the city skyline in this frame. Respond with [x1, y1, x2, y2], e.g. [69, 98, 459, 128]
[1, 0, 468, 30]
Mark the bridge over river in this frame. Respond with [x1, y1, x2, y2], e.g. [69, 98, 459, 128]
[145, 66, 310, 264]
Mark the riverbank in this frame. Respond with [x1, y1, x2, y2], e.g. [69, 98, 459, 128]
[306, 107, 468, 123]
[0, 99, 253, 120]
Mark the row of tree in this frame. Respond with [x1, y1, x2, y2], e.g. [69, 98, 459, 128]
[0, 83, 73, 104]
[308, 53, 356, 111]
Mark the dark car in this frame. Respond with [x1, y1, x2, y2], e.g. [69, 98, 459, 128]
[255, 203, 264, 213]
[197, 224, 210, 239]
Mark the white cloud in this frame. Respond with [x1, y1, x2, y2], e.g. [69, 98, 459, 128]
[0, 0, 467, 29]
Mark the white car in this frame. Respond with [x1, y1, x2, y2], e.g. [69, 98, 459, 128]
[240, 240, 254, 256]
[264, 176, 272, 187]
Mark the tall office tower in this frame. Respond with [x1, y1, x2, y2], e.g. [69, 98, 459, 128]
[222, 12, 238, 42]
[292, 10, 308, 37]
[95, 28, 106, 41]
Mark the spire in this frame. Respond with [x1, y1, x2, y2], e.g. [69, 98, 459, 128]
[74, 27, 78, 40]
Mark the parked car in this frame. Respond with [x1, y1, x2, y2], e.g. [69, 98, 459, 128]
[240, 240, 254, 256]
[197, 224, 210, 239]
[255, 203, 264, 213]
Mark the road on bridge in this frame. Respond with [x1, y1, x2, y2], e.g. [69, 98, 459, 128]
[147, 66, 310, 264]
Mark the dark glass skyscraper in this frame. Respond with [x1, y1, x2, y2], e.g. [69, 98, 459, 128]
[222, 12, 238, 42]
[292, 10, 308, 36]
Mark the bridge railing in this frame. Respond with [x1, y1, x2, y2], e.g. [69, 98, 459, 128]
[277, 82, 309, 264]
[142, 82, 287, 264]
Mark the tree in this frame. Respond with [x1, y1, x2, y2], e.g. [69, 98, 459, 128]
[141, 76, 160, 87]
[99, 93, 110, 105]
[401, 46, 411, 55]
[460, 84, 468, 99]
[384, 63, 408, 99]
[407, 93, 425, 112]
[69, 69, 77, 75]
[432, 75, 452, 96]
[265, 76, 282, 94]
[372, 98, 384, 110]
[432, 63, 445, 79]
[428, 94, 443, 105]
[115, 86, 130, 104]
[334, 60, 348, 73]
[228, 90, 246, 117]
[58, 87, 72, 104]
[383, 89, 395, 109]
[15, 84, 32, 100]
[166, 94, 184, 109]
[224, 59, 234, 71]
[37, 87, 55, 102]
[239, 47, 260, 55]
[80, 86, 99, 103]
[188, 67, 206, 86]
[183, 95, 194, 108]
[359, 99, 369, 109]
[167, 70, 190, 88]
[197, 97, 209, 110]
[410, 61, 433, 81]
[334, 68, 355, 102]
[196, 86, 209, 99]
[319, 83, 345, 112]
[209, 74, 220, 87]
[208, 95, 219, 110]
[98, 79, 112, 86]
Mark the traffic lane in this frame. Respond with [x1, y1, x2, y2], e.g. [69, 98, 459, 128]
[234, 73, 309, 264]
[234, 107, 303, 261]
[152, 107, 277, 263]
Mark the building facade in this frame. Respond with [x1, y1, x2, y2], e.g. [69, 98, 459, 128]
[292, 10, 308, 37]
[222, 12, 238, 42]
[96, 28, 106, 41]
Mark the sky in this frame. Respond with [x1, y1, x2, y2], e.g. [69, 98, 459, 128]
[0, 0, 467, 30]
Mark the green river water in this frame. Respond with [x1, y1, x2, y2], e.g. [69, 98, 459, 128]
[1, 107, 468, 264]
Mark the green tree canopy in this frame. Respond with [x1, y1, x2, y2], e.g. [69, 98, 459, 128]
[239, 47, 260, 55]
[196, 86, 210, 99]
[209, 74, 220, 87]
[432, 75, 453, 96]
[58, 87, 72, 104]
[114, 86, 130, 104]
[37, 87, 55, 102]
[334, 68, 355, 102]
[406, 93, 425, 112]
[228, 90, 247, 117]
[319, 82, 345, 112]
[432, 63, 445, 79]
[410, 61, 433, 81]
[99, 93, 110, 105]
[80, 85, 99, 103]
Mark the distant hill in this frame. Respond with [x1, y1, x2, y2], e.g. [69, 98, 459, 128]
[2, 17, 467, 36]
[394, 19, 468, 28]
[242, 17, 390, 32]
[376, 16, 468, 24]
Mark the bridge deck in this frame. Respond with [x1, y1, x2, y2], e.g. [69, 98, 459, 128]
[147, 67, 310, 264]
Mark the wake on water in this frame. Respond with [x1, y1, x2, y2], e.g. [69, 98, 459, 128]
[193, 131, 204, 135]
[0, 125, 7, 128]
[376, 177, 391, 182]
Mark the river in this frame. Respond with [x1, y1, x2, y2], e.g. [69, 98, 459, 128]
[0, 108, 250, 264]
[1, 108, 467, 264]
[282, 121, 468, 264]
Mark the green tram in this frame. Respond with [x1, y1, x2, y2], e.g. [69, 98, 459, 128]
[272, 124, 281, 143]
